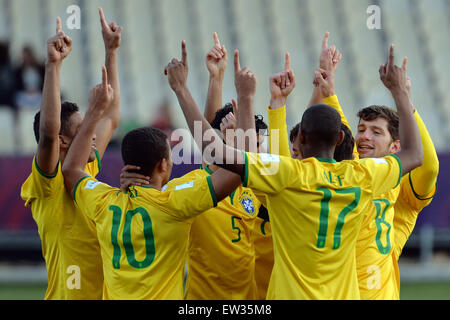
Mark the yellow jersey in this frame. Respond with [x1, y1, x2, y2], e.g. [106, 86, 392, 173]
[327, 95, 438, 299]
[20, 152, 103, 300]
[168, 166, 261, 300]
[73, 174, 217, 300]
[242, 151, 402, 300]
[252, 215, 273, 300]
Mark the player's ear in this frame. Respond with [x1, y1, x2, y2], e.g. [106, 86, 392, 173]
[59, 134, 70, 149]
[298, 130, 306, 145]
[159, 158, 168, 174]
[389, 139, 401, 154]
[336, 130, 344, 146]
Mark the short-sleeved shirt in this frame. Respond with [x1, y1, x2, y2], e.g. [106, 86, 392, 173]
[73, 174, 217, 300]
[168, 166, 261, 300]
[242, 151, 402, 300]
[20, 152, 103, 300]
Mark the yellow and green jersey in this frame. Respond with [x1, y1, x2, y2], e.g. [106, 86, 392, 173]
[328, 95, 438, 299]
[168, 166, 261, 300]
[73, 174, 217, 300]
[20, 152, 103, 300]
[252, 215, 273, 300]
[242, 151, 402, 300]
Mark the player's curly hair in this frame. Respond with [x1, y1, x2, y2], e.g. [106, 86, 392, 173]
[33, 101, 79, 143]
[121, 127, 169, 176]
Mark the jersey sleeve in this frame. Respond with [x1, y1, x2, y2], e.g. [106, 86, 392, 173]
[163, 176, 218, 220]
[73, 176, 116, 221]
[359, 155, 402, 197]
[84, 149, 102, 178]
[392, 176, 433, 259]
[323, 94, 359, 159]
[267, 105, 291, 157]
[403, 110, 438, 201]
[242, 151, 299, 195]
[21, 156, 64, 205]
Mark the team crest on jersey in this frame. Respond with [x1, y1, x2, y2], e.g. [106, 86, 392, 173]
[239, 191, 256, 216]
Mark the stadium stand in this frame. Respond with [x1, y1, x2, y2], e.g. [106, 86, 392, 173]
[0, 0, 449, 294]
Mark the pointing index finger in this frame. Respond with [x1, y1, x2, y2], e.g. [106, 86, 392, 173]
[213, 32, 221, 47]
[99, 7, 109, 29]
[102, 65, 108, 88]
[234, 50, 240, 73]
[322, 32, 330, 50]
[56, 17, 63, 34]
[181, 40, 188, 66]
[285, 52, 291, 71]
[387, 44, 395, 69]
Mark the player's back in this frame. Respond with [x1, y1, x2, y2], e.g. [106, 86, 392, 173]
[74, 175, 217, 300]
[243, 152, 402, 299]
[21, 156, 104, 300]
[169, 167, 261, 300]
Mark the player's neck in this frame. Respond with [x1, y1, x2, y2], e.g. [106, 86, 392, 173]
[147, 176, 165, 191]
[303, 147, 335, 160]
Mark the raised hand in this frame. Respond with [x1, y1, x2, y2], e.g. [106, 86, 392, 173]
[314, 67, 335, 98]
[99, 7, 123, 51]
[119, 165, 150, 192]
[220, 99, 238, 134]
[234, 50, 257, 99]
[165, 41, 189, 93]
[314, 32, 341, 87]
[47, 17, 72, 64]
[88, 66, 114, 116]
[206, 32, 228, 77]
[379, 44, 407, 93]
[270, 52, 296, 109]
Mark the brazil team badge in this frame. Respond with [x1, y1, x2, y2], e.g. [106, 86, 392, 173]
[239, 191, 256, 216]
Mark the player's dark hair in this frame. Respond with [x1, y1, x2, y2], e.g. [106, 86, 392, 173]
[210, 102, 268, 134]
[357, 105, 399, 141]
[289, 123, 301, 143]
[33, 101, 79, 143]
[210, 104, 234, 131]
[121, 127, 169, 177]
[334, 124, 355, 161]
[300, 104, 341, 148]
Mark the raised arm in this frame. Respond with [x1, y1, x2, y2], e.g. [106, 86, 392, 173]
[380, 45, 423, 175]
[36, 18, 72, 175]
[234, 50, 258, 152]
[63, 67, 114, 196]
[93, 8, 123, 158]
[165, 41, 246, 181]
[204, 32, 228, 123]
[268, 52, 295, 156]
[402, 70, 439, 197]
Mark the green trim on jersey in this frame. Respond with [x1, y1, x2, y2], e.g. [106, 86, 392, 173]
[242, 151, 249, 187]
[206, 176, 218, 207]
[408, 173, 437, 201]
[390, 154, 403, 187]
[94, 149, 102, 172]
[73, 175, 91, 203]
[34, 156, 58, 178]
[316, 158, 337, 164]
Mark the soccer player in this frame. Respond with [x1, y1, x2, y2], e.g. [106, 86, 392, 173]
[313, 35, 439, 299]
[20, 11, 122, 300]
[167, 41, 423, 299]
[62, 43, 240, 300]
